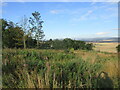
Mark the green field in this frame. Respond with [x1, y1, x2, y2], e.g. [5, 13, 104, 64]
[2, 49, 119, 88]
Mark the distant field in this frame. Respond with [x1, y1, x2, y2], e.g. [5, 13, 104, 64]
[93, 42, 118, 53]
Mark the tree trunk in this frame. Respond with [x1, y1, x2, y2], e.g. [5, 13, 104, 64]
[37, 40, 39, 48]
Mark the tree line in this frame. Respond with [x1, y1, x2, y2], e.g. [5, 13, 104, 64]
[40, 38, 93, 50]
[2, 11, 44, 49]
[1, 11, 94, 50]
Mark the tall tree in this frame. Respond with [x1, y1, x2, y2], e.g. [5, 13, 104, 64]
[29, 11, 45, 48]
[19, 15, 29, 49]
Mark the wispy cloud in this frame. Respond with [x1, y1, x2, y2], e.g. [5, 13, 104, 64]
[50, 10, 59, 14]
[50, 10, 64, 14]
[72, 2, 117, 22]
[95, 32, 110, 35]
[72, 10, 93, 21]
[112, 28, 120, 30]
[79, 10, 93, 20]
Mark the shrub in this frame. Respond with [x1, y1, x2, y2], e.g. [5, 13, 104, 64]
[116, 45, 120, 52]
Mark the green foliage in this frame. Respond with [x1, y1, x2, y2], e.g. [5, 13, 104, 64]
[1, 11, 45, 49]
[85, 43, 93, 50]
[116, 45, 120, 52]
[69, 48, 74, 53]
[40, 38, 94, 51]
[3, 49, 117, 88]
[2, 19, 24, 48]
[29, 11, 45, 48]
[26, 37, 37, 48]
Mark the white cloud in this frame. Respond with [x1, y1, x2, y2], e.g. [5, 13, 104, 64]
[72, 2, 117, 22]
[96, 32, 110, 35]
[112, 28, 120, 30]
[50, 10, 64, 14]
[50, 10, 59, 14]
[78, 10, 93, 20]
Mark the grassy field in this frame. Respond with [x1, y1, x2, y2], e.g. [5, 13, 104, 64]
[2, 48, 119, 88]
[93, 42, 118, 53]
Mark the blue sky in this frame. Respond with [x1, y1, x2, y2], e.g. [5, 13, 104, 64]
[2, 2, 118, 40]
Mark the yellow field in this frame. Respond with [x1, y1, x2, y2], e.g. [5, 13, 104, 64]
[93, 42, 118, 53]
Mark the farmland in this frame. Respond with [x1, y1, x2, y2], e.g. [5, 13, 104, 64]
[93, 42, 118, 53]
[2, 48, 119, 88]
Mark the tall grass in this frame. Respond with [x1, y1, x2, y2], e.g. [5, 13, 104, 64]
[2, 49, 119, 88]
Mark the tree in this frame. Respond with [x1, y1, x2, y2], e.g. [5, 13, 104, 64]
[29, 11, 45, 48]
[26, 37, 37, 48]
[19, 15, 29, 49]
[10, 27, 24, 48]
[85, 43, 93, 50]
[1, 19, 9, 31]
[52, 39, 65, 49]
[2, 19, 24, 48]
[1, 19, 9, 48]
[116, 45, 120, 52]
[63, 38, 74, 49]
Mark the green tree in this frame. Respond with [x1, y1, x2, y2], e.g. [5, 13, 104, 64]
[63, 38, 73, 49]
[2, 19, 24, 48]
[116, 45, 120, 52]
[1, 19, 9, 31]
[1, 19, 9, 48]
[85, 43, 93, 50]
[29, 11, 45, 48]
[52, 39, 65, 49]
[26, 37, 37, 48]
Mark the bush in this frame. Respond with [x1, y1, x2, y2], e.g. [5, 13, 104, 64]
[116, 45, 120, 52]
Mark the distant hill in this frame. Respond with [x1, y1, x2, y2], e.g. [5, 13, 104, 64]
[75, 37, 119, 43]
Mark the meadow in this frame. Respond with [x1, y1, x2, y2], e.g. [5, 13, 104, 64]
[2, 48, 119, 88]
[93, 42, 118, 53]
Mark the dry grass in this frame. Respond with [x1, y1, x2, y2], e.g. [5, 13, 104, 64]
[103, 60, 118, 77]
[93, 42, 118, 53]
[74, 50, 118, 78]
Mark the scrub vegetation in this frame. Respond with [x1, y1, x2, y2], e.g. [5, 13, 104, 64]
[1, 11, 119, 88]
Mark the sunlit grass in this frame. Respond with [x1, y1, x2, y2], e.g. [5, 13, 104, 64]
[2, 49, 119, 88]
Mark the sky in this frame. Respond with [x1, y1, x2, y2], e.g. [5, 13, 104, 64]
[1, 2, 118, 40]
